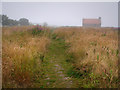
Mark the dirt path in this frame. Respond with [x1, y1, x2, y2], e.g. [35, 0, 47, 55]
[41, 38, 79, 88]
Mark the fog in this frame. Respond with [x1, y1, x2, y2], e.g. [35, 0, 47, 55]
[2, 2, 118, 27]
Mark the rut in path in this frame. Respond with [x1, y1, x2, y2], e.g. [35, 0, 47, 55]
[42, 38, 78, 88]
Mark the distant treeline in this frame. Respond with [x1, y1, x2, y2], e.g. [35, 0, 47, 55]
[0, 15, 30, 26]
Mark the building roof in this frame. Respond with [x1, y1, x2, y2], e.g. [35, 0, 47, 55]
[83, 19, 101, 24]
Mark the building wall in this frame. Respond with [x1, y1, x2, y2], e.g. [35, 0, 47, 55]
[83, 24, 101, 27]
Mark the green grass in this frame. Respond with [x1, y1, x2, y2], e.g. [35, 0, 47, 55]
[30, 33, 81, 88]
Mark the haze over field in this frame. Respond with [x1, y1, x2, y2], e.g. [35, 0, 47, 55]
[2, 2, 119, 88]
[2, 2, 118, 27]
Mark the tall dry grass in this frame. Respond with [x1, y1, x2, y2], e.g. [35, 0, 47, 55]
[2, 26, 51, 87]
[55, 27, 118, 87]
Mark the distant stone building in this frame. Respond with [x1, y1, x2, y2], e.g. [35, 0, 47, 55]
[82, 17, 101, 27]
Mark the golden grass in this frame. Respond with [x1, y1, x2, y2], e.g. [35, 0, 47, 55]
[55, 27, 118, 86]
[2, 26, 118, 87]
[2, 26, 51, 87]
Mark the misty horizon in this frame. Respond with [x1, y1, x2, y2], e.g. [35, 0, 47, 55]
[2, 2, 118, 27]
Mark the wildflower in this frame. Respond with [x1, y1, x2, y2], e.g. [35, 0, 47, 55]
[38, 25, 43, 30]
[36, 25, 43, 30]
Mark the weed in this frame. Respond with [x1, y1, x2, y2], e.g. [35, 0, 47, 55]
[93, 49, 96, 54]
[97, 54, 99, 61]
[31, 29, 42, 36]
[101, 33, 106, 36]
[90, 41, 97, 46]
[67, 67, 83, 78]
[116, 49, 119, 56]
[52, 33, 57, 39]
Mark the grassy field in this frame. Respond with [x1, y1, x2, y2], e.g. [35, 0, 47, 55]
[2, 26, 119, 88]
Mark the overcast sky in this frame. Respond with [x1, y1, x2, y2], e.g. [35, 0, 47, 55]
[2, 2, 118, 27]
